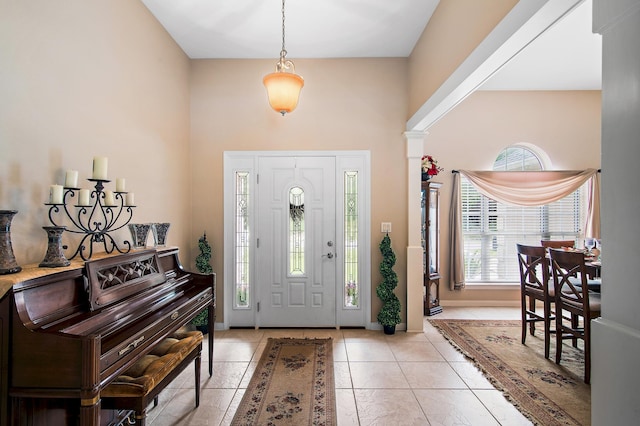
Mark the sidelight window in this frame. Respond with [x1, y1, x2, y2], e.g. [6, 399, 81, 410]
[344, 171, 359, 307]
[234, 172, 250, 307]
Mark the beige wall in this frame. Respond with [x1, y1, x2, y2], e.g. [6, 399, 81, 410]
[425, 90, 602, 303]
[408, 0, 518, 117]
[1, 1, 602, 325]
[189, 58, 409, 323]
[0, 1, 192, 265]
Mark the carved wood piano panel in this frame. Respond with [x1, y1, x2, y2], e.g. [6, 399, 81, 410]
[0, 247, 215, 426]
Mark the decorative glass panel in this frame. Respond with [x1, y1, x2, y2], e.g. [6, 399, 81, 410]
[344, 171, 359, 307]
[234, 172, 250, 308]
[289, 186, 305, 275]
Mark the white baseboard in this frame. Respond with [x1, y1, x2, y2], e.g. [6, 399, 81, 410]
[440, 300, 520, 307]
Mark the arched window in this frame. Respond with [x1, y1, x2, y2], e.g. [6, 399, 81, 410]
[461, 145, 584, 283]
[493, 145, 543, 171]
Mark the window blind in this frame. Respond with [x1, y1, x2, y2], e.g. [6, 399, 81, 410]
[461, 177, 584, 282]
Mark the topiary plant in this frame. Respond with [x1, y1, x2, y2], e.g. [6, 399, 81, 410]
[192, 232, 213, 327]
[376, 233, 401, 333]
[195, 232, 213, 275]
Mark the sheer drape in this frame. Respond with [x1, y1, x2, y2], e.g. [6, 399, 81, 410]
[584, 172, 601, 240]
[449, 168, 600, 290]
[449, 172, 465, 290]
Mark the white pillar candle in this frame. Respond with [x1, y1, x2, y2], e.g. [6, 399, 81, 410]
[64, 170, 78, 188]
[125, 193, 135, 206]
[78, 189, 91, 206]
[115, 178, 126, 192]
[49, 185, 64, 204]
[92, 156, 108, 180]
[103, 190, 116, 206]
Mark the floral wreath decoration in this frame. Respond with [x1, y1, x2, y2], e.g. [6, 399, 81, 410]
[421, 155, 444, 176]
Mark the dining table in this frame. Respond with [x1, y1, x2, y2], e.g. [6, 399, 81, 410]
[585, 258, 601, 278]
[580, 252, 602, 292]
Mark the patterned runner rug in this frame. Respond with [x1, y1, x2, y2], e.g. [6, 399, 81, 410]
[231, 338, 336, 426]
[429, 319, 590, 426]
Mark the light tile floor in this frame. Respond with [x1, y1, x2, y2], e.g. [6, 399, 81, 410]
[146, 307, 533, 425]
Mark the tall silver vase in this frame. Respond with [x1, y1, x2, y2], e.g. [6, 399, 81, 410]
[129, 223, 151, 248]
[0, 210, 21, 274]
[151, 223, 170, 247]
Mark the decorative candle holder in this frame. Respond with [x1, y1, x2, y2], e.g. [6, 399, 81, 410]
[46, 179, 135, 260]
[129, 223, 151, 248]
[0, 210, 21, 274]
[39, 226, 71, 268]
[151, 223, 170, 247]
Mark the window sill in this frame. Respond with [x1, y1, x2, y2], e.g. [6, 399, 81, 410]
[464, 283, 520, 291]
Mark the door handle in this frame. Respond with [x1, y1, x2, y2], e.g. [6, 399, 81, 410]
[322, 252, 334, 259]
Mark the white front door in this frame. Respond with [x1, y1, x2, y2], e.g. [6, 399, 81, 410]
[257, 156, 336, 327]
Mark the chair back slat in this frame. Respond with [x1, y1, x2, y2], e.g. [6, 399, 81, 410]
[549, 248, 590, 310]
[516, 244, 549, 293]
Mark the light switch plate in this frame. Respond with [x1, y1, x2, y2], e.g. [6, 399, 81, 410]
[381, 222, 392, 233]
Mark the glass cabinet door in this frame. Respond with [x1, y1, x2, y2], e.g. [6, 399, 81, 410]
[421, 187, 427, 274]
[428, 185, 440, 277]
[421, 181, 442, 316]
[421, 182, 441, 278]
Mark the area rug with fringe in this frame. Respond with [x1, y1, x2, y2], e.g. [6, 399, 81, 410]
[231, 338, 335, 426]
[429, 319, 590, 426]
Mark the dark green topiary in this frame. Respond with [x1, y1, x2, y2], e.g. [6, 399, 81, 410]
[195, 232, 213, 274]
[192, 232, 213, 327]
[376, 234, 401, 327]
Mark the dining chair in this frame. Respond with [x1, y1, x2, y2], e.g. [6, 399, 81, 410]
[516, 244, 555, 359]
[549, 248, 602, 384]
[540, 240, 575, 249]
[541, 240, 577, 279]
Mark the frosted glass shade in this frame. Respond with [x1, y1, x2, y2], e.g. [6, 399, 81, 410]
[263, 71, 304, 115]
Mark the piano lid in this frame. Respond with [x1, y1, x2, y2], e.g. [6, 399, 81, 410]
[85, 249, 166, 311]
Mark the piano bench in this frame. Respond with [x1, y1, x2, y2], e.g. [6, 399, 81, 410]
[101, 329, 204, 425]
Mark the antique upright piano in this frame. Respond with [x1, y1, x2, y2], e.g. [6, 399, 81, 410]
[0, 247, 215, 425]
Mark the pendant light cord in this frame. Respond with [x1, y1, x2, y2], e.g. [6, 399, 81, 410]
[280, 0, 287, 59]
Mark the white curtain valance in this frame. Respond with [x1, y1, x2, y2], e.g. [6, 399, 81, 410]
[458, 169, 598, 207]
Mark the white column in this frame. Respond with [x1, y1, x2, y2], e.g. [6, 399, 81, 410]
[405, 131, 426, 332]
[592, 0, 640, 423]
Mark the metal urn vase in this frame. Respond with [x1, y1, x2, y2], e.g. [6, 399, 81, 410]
[0, 210, 21, 274]
[39, 226, 71, 268]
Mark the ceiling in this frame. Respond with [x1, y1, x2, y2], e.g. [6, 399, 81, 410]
[480, 0, 601, 90]
[141, 0, 601, 90]
[140, 0, 439, 59]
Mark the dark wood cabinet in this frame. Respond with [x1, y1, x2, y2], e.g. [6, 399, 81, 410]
[422, 181, 442, 316]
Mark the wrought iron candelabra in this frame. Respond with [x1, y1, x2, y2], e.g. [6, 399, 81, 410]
[46, 179, 135, 261]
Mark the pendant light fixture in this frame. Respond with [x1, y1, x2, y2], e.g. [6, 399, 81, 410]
[263, 0, 304, 116]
